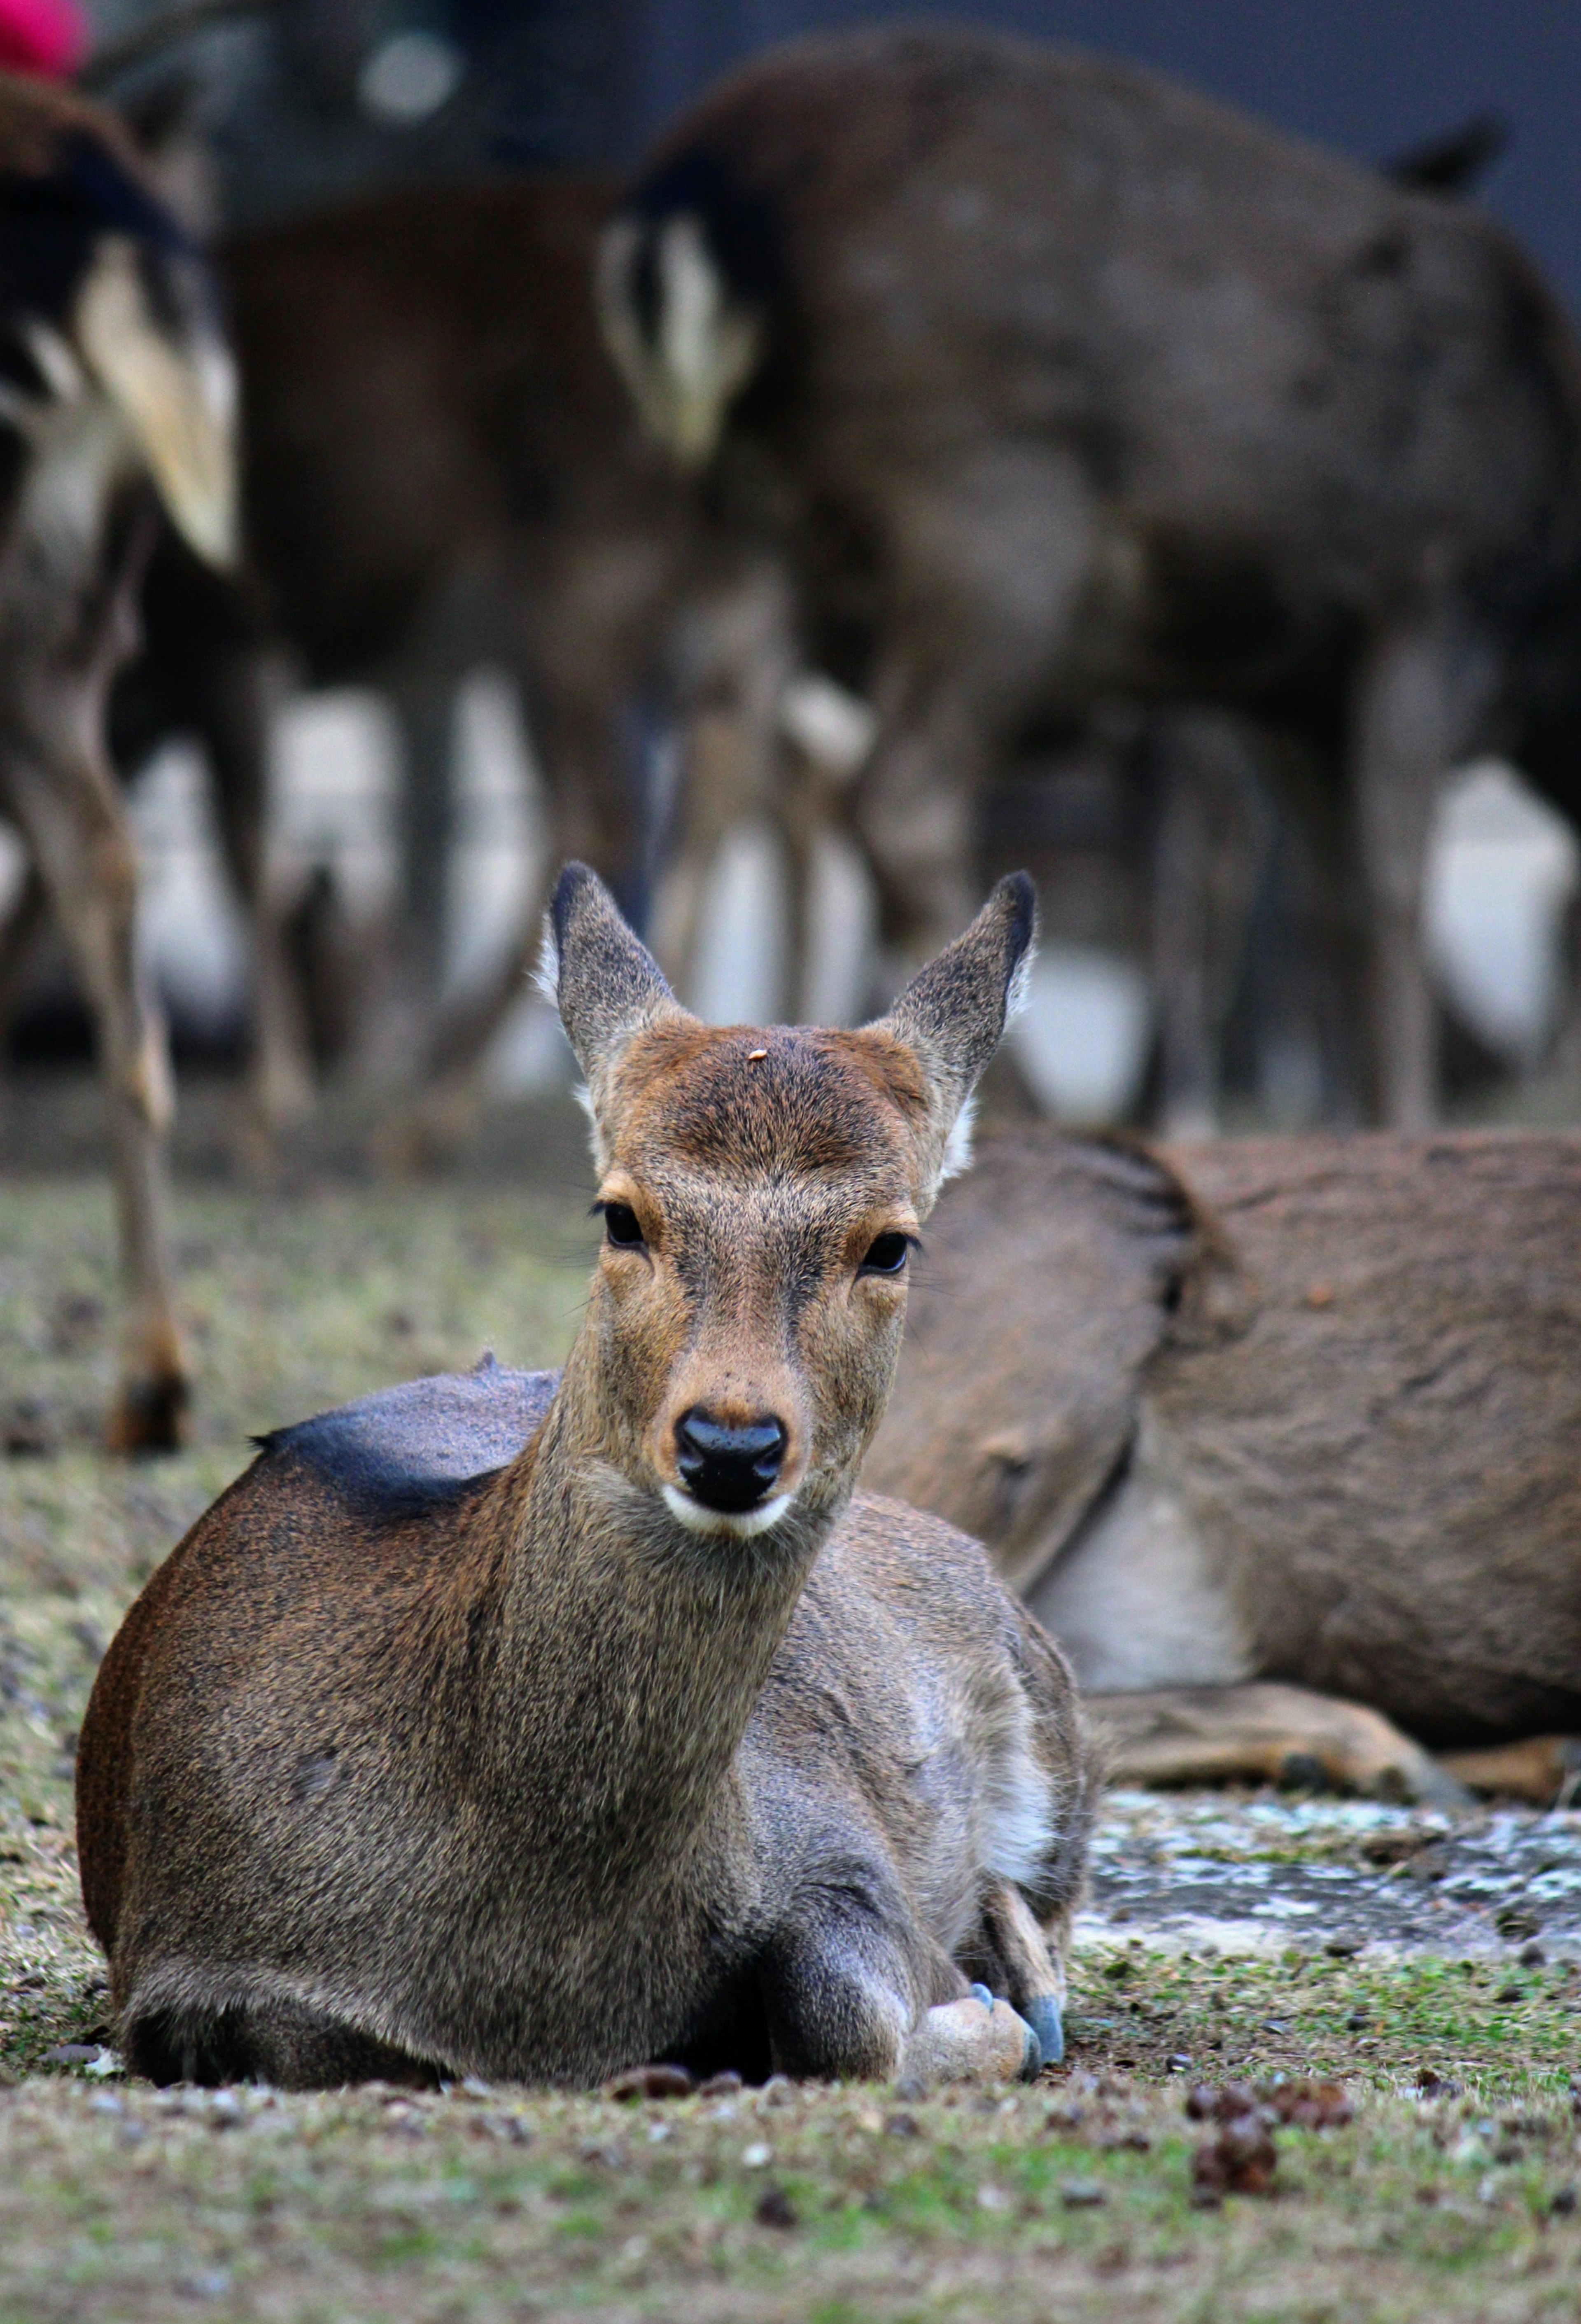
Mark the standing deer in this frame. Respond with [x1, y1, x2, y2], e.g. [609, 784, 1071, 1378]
[866, 1125, 1581, 1803]
[599, 26, 1581, 1126]
[0, 70, 236, 1448]
[76, 865, 1095, 2089]
[106, 175, 767, 1141]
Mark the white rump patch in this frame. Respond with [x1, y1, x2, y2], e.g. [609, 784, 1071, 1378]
[661, 1482, 795, 1539]
[74, 235, 237, 569]
[595, 212, 759, 471]
[778, 673, 877, 781]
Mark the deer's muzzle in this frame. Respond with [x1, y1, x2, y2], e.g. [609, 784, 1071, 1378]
[672, 1408, 788, 1514]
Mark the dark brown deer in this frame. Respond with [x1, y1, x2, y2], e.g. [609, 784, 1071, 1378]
[0, 70, 236, 1448]
[76, 865, 1096, 2089]
[866, 1126, 1581, 1804]
[109, 175, 751, 1142]
[600, 26, 1581, 1126]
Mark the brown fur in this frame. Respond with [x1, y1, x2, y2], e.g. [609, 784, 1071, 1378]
[77, 867, 1096, 2089]
[867, 1126, 1581, 1793]
[604, 26, 1581, 1122]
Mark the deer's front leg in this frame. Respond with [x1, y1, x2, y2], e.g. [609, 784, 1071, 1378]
[762, 1883, 1041, 2086]
[4, 734, 187, 1450]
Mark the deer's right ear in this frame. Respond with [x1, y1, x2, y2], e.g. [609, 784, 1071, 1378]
[872, 873, 1037, 1207]
[538, 863, 688, 1166]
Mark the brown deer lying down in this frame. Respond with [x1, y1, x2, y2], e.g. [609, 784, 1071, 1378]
[76, 867, 1096, 2090]
[600, 26, 1581, 1126]
[0, 73, 236, 1448]
[864, 1128, 1581, 1804]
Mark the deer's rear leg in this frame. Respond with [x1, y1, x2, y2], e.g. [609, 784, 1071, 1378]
[1350, 610, 1493, 1128]
[4, 742, 188, 1450]
[762, 1890, 1039, 2086]
[125, 1988, 440, 2091]
[1091, 1682, 1471, 1808]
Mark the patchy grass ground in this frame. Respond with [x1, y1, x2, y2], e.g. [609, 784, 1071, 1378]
[2, 1159, 1581, 2322]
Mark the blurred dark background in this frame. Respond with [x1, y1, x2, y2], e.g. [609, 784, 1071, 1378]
[91, 1, 1581, 316]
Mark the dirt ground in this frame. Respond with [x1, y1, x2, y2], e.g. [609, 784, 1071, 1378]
[2, 1085, 1579, 2323]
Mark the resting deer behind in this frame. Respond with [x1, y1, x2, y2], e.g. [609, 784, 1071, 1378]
[77, 864, 1095, 2091]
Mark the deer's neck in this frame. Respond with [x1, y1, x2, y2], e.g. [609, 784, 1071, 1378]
[473, 1339, 838, 1877]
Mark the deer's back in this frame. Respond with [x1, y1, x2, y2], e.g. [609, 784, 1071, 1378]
[648, 27, 1581, 627]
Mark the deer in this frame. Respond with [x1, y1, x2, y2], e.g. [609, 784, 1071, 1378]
[864, 1123, 1581, 1807]
[75, 864, 1096, 2090]
[599, 24, 1581, 1128]
[0, 70, 236, 1448]
[98, 173, 792, 1149]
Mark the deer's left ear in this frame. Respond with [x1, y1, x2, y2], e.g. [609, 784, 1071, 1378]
[539, 862, 693, 1169]
[870, 874, 1036, 1207]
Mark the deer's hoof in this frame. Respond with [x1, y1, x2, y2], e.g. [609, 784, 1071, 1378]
[107, 1369, 190, 1456]
[1024, 1996, 1063, 2069]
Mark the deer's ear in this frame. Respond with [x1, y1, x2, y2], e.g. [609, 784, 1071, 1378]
[538, 863, 689, 1167]
[872, 873, 1037, 1205]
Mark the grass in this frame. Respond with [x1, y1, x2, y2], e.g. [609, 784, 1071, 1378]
[2, 1163, 1580, 2321]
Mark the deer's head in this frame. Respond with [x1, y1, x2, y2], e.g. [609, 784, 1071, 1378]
[543, 863, 1034, 1542]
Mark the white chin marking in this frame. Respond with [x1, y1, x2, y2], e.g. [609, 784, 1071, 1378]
[661, 1483, 794, 1538]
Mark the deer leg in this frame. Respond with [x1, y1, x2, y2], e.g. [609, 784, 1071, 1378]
[123, 1979, 441, 2091]
[1149, 710, 1272, 1138]
[4, 732, 187, 1450]
[649, 701, 747, 1007]
[974, 1878, 1068, 2067]
[202, 645, 313, 1135]
[1150, 719, 1220, 1137]
[0, 853, 49, 1025]
[1089, 1682, 1471, 1808]
[854, 697, 982, 1004]
[1351, 614, 1493, 1128]
[762, 1890, 1040, 2086]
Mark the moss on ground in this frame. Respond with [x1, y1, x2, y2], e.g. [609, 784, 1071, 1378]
[2, 1175, 1579, 2322]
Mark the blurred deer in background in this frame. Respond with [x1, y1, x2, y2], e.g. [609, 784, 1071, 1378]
[77, 866, 1097, 2090]
[110, 174, 788, 1147]
[601, 26, 1581, 1126]
[866, 1126, 1581, 1805]
[0, 70, 236, 1447]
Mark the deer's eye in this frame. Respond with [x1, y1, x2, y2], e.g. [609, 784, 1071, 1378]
[859, 1231, 910, 1276]
[601, 1201, 645, 1249]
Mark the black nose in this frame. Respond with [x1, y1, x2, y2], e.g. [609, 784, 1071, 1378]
[674, 1409, 788, 1514]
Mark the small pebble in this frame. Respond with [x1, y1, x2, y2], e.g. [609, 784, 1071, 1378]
[609, 2063, 692, 2102]
[742, 2142, 773, 2169]
[1060, 2179, 1107, 2208]
[977, 2183, 1011, 2212]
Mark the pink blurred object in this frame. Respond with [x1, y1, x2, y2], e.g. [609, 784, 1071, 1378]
[0, 0, 86, 78]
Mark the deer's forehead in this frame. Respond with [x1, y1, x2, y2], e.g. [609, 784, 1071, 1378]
[611, 1025, 924, 1187]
